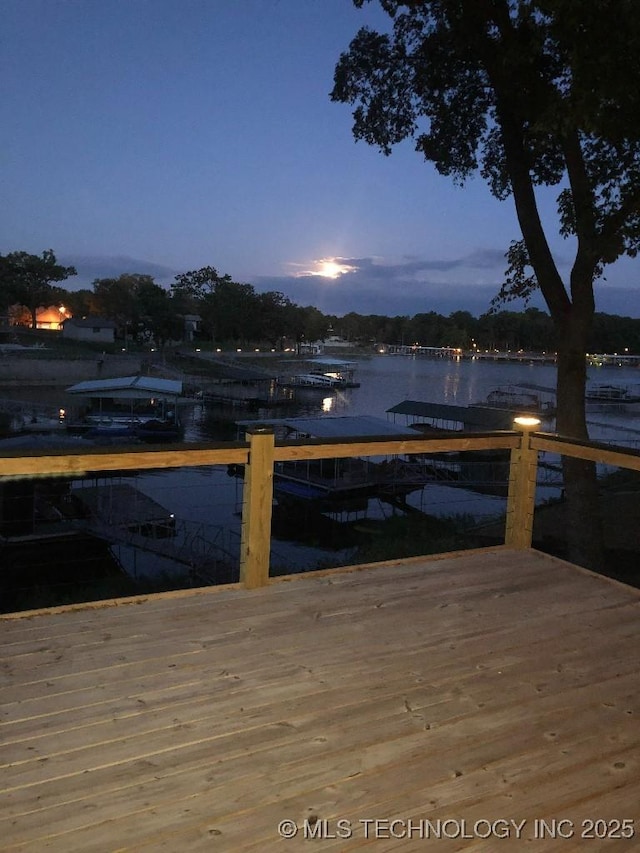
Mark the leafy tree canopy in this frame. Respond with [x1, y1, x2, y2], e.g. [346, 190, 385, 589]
[331, 0, 640, 568]
[171, 266, 234, 302]
[0, 249, 76, 328]
[332, 0, 640, 426]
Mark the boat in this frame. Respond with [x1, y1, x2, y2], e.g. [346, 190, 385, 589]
[83, 420, 139, 439]
[135, 417, 183, 443]
[278, 373, 343, 391]
[279, 358, 360, 391]
[481, 383, 556, 417]
[585, 383, 640, 404]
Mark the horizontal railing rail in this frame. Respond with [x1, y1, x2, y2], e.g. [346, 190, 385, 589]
[0, 443, 250, 477]
[0, 431, 520, 477]
[271, 431, 520, 461]
[1, 424, 639, 595]
[531, 433, 640, 469]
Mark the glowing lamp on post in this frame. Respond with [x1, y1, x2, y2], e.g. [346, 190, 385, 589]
[514, 416, 541, 430]
[506, 415, 542, 550]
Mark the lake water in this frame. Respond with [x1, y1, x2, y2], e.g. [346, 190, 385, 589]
[184, 354, 640, 445]
[113, 355, 639, 582]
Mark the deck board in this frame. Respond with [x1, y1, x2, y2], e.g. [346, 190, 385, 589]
[1, 548, 639, 850]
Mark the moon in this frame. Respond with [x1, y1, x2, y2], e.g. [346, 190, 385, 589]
[318, 260, 344, 278]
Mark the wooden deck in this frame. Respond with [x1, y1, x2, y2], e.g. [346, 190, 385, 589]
[1, 548, 639, 851]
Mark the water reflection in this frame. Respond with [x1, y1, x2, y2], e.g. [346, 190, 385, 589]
[321, 394, 335, 413]
[442, 362, 462, 404]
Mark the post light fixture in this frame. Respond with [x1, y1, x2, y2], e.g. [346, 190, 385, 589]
[514, 416, 541, 429]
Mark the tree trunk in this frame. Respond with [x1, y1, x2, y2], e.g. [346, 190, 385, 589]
[496, 113, 605, 572]
[554, 314, 605, 572]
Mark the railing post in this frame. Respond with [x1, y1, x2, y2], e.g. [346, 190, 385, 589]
[505, 417, 540, 549]
[239, 425, 275, 588]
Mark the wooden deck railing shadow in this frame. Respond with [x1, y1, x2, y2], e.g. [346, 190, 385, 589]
[1, 422, 639, 592]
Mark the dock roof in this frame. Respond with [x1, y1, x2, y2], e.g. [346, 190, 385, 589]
[514, 381, 557, 395]
[387, 400, 514, 430]
[307, 356, 357, 368]
[66, 375, 182, 398]
[236, 414, 418, 439]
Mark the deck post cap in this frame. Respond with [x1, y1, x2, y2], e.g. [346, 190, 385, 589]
[513, 415, 541, 429]
[246, 423, 275, 435]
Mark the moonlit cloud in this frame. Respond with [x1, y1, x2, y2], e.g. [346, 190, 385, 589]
[257, 250, 510, 315]
[254, 250, 636, 317]
[290, 258, 358, 279]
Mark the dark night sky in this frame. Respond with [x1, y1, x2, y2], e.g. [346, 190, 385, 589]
[2, 0, 639, 317]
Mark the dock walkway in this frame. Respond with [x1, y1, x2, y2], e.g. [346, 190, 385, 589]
[73, 483, 237, 580]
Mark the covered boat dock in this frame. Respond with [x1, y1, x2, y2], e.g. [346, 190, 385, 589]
[235, 415, 427, 509]
[65, 375, 185, 436]
[387, 400, 515, 432]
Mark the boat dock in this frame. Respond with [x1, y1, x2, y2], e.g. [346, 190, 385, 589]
[0, 397, 64, 432]
[73, 483, 238, 583]
[586, 383, 640, 404]
[587, 352, 640, 367]
[387, 400, 515, 432]
[278, 357, 360, 390]
[386, 345, 557, 363]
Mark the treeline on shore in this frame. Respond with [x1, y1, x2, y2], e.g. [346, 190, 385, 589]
[2, 251, 639, 353]
[39, 279, 640, 355]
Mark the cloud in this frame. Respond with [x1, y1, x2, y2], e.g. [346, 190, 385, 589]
[252, 252, 639, 317]
[58, 255, 179, 289]
[253, 251, 511, 315]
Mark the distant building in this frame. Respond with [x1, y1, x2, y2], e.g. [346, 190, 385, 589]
[35, 305, 72, 330]
[182, 314, 201, 342]
[62, 316, 117, 344]
[298, 341, 324, 355]
[322, 335, 356, 350]
[2, 303, 71, 330]
[299, 331, 356, 355]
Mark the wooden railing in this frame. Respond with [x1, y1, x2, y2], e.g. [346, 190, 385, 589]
[1, 424, 639, 590]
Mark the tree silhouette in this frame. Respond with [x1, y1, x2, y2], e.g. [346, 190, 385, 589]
[331, 0, 640, 569]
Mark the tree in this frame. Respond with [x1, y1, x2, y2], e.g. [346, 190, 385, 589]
[136, 280, 183, 349]
[255, 291, 298, 347]
[61, 288, 99, 319]
[331, 0, 640, 570]
[172, 267, 259, 344]
[297, 305, 330, 343]
[0, 256, 19, 313]
[0, 250, 76, 328]
[172, 266, 232, 303]
[93, 274, 152, 347]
